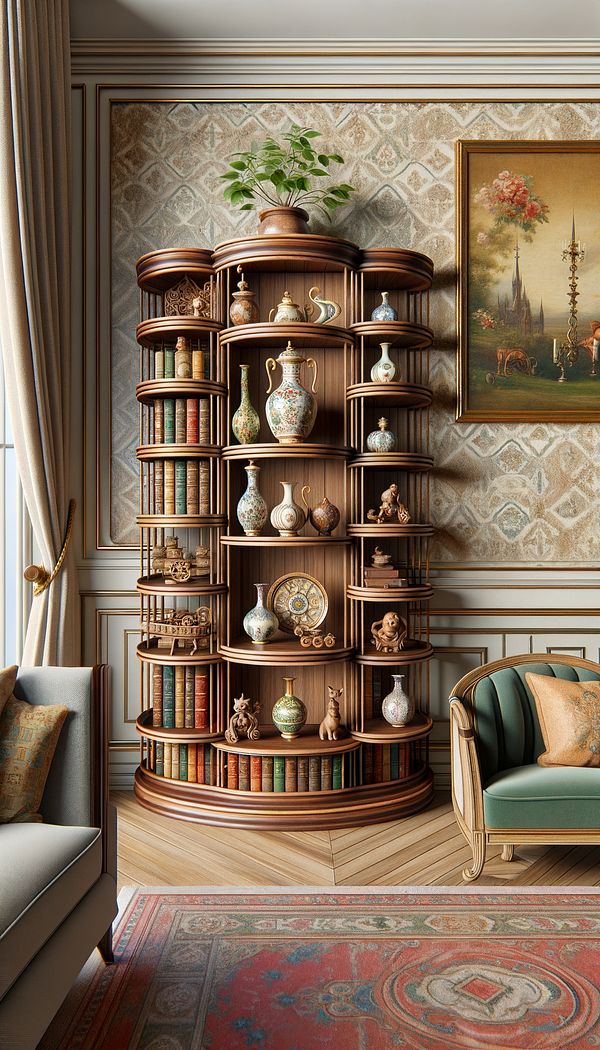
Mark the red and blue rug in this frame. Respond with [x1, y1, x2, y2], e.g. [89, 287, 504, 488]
[45, 889, 600, 1048]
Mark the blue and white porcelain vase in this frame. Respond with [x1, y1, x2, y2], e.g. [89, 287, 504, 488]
[265, 341, 318, 444]
[382, 674, 414, 727]
[371, 291, 398, 321]
[237, 460, 268, 536]
[367, 417, 396, 453]
[370, 342, 396, 384]
[243, 583, 279, 645]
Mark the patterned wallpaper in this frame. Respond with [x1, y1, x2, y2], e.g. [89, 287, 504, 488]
[111, 101, 600, 563]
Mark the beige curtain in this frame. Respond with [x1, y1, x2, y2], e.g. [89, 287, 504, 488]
[0, 0, 78, 665]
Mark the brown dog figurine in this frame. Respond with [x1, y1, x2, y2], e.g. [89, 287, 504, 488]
[319, 686, 344, 740]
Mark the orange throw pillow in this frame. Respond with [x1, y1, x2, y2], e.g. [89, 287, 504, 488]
[526, 672, 600, 768]
[0, 685, 68, 823]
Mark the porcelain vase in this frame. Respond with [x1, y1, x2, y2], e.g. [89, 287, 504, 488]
[229, 268, 259, 326]
[371, 290, 398, 321]
[236, 460, 268, 536]
[243, 583, 279, 645]
[265, 341, 318, 444]
[367, 417, 396, 452]
[272, 676, 307, 739]
[381, 674, 414, 727]
[270, 481, 308, 536]
[370, 342, 396, 384]
[231, 364, 260, 444]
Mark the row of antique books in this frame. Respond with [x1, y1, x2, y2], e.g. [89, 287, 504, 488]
[153, 345, 210, 382]
[361, 742, 412, 783]
[152, 665, 209, 729]
[151, 459, 210, 515]
[153, 398, 210, 445]
[148, 741, 217, 783]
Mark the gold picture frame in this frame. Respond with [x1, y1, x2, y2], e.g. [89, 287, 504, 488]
[456, 140, 600, 422]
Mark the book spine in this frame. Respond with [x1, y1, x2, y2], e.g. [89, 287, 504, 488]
[192, 348, 204, 380]
[198, 462, 210, 514]
[175, 399, 187, 443]
[308, 755, 321, 791]
[196, 743, 205, 784]
[164, 346, 175, 379]
[400, 744, 409, 778]
[332, 754, 342, 790]
[164, 399, 175, 443]
[186, 399, 199, 444]
[154, 400, 164, 443]
[199, 399, 210, 444]
[154, 460, 164, 515]
[162, 666, 174, 727]
[227, 753, 239, 790]
[179, 743, 188, 781]
[155, 741, 164, 777]
[297, 755, 309, 792]
[205, 743, 215, 786]
[238, 754, 250, 791]
[152, 663, 163, 726]
[155, 349, 164, 379]
[194, 670, 208, 729]
[250, 756, 262, 792]
[390, 743, 399, 781]
[186, 461, 199, 515]
[163, 742, 172, 779]
[164, 460, 175, 514]
[148, 740, 155, 772]
[184, 667, 195, 728]
[174, 666, 185, 727]
[363, 743, 373, 785]
[285, 757, 297, 792]
[175, 347, 192, 379]
[171, 743, 180, 780]
[320, 756, 332, 791]
[373, 745, 384, 783]
[273, 756, 285, 792]
[175, 460, 186, 514]
[382, 744, 391, 782]
[261, 755, 274, 792]
[187, 743, 197, 782]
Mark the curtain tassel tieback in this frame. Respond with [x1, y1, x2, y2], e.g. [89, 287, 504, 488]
[24, 499, 76, 596]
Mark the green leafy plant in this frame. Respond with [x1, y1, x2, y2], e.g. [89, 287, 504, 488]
[221, 124, 355, 221]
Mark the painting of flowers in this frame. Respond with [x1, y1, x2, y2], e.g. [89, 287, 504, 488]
[457, 141, 600, 421]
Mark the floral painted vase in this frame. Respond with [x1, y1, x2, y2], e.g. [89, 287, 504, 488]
[382, 674, 414, 727]
[371, 291, 398, 321]
[231, 364, 260, 444]
[229, 266, 259, 326]
[272, 676, 307, 739]
[367, 418, 396, 453]
[265, 341, 318, 444]
[236, 460, 268, 536]
[243, 583, 279, 645]
[370, 342, 396, 384]
[270, 481, 308, 536]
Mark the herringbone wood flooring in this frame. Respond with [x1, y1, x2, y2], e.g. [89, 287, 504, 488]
[114, 791, 600, 889]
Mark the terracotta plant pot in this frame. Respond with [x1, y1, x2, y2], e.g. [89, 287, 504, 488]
[258, 207, 310, 236]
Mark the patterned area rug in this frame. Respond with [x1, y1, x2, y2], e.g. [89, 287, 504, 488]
[45, 889, 600, 1049]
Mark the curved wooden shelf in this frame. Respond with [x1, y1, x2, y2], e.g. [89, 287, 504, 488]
[351, 712, 433, 743]
[349, 452, 434, 471]
[351, 321, 433, 349]
[136, 709, 223, 743]
[213, 234, 360, 273]
[137, 642, 221, 666]
[347, 522, 434, 538]
[221, 534, 351, 547]
[346, 381, 432, 408]
[136, 248, 214, 293]
[358, 248, 433, 291]
[137, 576, 226, 597]
[220, 321, 351, 349]
[136, 316, 222, 346]
[356, 641, 435, 666]
[137, 514, 227, 528]
[212, 725, 360, 757]
[136, 443, 221, 461]
[134, 763, 435, 830]
[220, 637, 353, 666]
[347, 583, 434, 602]
[223, 442, 352, 461]
[136, 378, 227, 403]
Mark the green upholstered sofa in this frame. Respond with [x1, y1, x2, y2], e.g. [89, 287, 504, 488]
[449, 653, 600, 882]
[0, 666, 118, 1050]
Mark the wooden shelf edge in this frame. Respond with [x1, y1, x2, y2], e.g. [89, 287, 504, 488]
[136, 443, 221, 460]
[223, 442, 352, 461]
[347, 584, 434, 602]
[347, 523, 434, 538]
[136, 712, 223, 742]
[356, 643, 435, 666]
[220, 321, 352, 347]
[136, 642, 221, 666]
[221, 535, 351, 547]
[211, 725, 360, 757]
[136, 316, 223, 345]
[220, 642, 354, 666]
[137, 378, 227, 402]
[350, 713, 433, 743]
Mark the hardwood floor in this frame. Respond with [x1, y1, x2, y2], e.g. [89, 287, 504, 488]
[114, 790, 600, 890]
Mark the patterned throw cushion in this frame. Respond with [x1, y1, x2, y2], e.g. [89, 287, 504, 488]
[0, 684, 68, 823]
[526, 672, 600, 767]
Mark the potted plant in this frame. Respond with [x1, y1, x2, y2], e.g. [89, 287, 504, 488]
[221, 124, 355, 235]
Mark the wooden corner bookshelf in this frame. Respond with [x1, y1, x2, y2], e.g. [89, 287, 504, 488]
[134, 235, 435, 829]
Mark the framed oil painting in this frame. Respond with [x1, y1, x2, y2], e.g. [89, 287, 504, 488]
[457, 141, 600, 421]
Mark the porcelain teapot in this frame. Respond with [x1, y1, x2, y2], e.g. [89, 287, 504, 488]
[269, 290, 308, 324]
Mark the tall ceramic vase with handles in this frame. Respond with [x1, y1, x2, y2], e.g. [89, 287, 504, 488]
[265, 341, 318, 444]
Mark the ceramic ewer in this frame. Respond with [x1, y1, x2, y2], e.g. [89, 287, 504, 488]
[367, 418, 396, 452]
[371, 291, 398, 321]
[243, 583, 279, 645]
[236, 460, 268, 536]
[381, 674, 415, 727]
[271, 676, 307, 739]
[305, 494, 341, 536]
[265, 341, 318, 444]
[231, 364, 260, 444]
[269, 290, 307, 323]
[370, 342, 396, 384]
[229, 266, 260, 326]
[270, 481, 309, 537]
[307, 286, 341, 325]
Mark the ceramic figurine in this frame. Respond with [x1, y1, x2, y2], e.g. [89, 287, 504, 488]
[371, 611, 408, 653]
[269, 290, 307, 323]
[304, 494, 340, 536]
[272, 676, 307, 740]
[382, 674, 414, 727]
[307, 286, 341, 325]
[243, 583, 279, 645]
[372, 546, 392, 567]
[265, 341, 318, 444]
[371, 291, 398, 322]
[319, 686, 345, 740]
[229, 265, 259, 326]
[225, 694, 262, 743]
[231, 363, 260, 444]
[237, 460, 268, 536]
[367, 417, 396, 452]
[270, 481, 309, 536]
[370, 342, 397, 383]
[367, 483, 411, 525]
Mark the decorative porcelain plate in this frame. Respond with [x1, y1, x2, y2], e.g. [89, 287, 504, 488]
[267, 573, 328, 634]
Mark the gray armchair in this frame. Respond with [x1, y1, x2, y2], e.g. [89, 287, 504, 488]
[0, 666, 117, 1050]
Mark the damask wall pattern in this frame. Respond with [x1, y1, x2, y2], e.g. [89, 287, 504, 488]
[111, 101, 600, 563]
